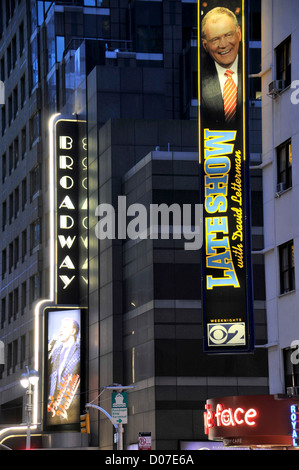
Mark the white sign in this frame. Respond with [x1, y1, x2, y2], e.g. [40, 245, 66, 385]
[138, 432, 152, 450]
[112, 392, 127, 424]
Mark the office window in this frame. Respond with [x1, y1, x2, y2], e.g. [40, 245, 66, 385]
[14, 187, 19, 218]
[21, 126, 26, 158]
[2, 201, 7, 231]
[277, 139, 292, 191]
[134, 2, 163, 53]
[13, 237, 19, 268]
[13, 86, 18, 118]
[30, 219, 41, 251]
[84, 0, 106, 6]
[9, 192, 13, 223]
[21, 281, 26, 314]
[12, 35, 17, 68]
[14, 137, 19, 168]
[7, 343, 12, 373]
[2, 105, 6, 135]
[8, 144, 13, 174]
[8, 94, 12, 124]
[21, 74, 26, 108]
[12, 339, 18, 372]
[1, 249, 6, 279]
[21, 177, 27, 210]
[8, 242, 13, 272]
[56, 36, 65, 62]
[28, 0, 37, 36]
[21, 228, 27, 261]
[279, 240, 295, 294]
[29, 112, 40, 147]
[13, 288, 18, 320]
[0, 57, 4, 81]
[2, 153, 6, 183]
[29, 35, 39, 90]
[46, 12, 55, 72]
[7, 44, 11, 76]
[30, 165, 40, 198]
[19, 21, 24, 55]
[8, 292, 13, 323]
[20, 335, 26, 367]
[30, 273, 41, 304]
[276, 36, 291, 88]
[1, 297, 6, 329]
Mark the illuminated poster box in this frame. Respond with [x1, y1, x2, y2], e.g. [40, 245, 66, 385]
[44, 307, 84, 430]
[198, 0, 254, 353]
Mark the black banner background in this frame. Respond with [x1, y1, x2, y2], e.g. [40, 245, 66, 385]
[198, 0, 254, 353]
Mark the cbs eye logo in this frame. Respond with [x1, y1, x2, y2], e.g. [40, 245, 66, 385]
[207, 323, 246, 346]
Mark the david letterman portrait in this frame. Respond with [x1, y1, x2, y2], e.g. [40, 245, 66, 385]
[201, 6, 242, 125]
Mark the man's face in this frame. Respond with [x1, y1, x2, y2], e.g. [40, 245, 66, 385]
[202, 14, 241, 68]
[59, 319, 74, 343]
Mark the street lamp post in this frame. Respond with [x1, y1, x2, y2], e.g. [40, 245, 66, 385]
[20, 367, 39, 450]
[86, 384, 135, 450]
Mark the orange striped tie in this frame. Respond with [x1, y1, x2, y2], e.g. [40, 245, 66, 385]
[223, 70, 237, 122]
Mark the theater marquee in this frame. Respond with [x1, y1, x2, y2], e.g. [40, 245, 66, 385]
[198, 0, 254, 353]
[52, 117, 88, 305]
[43, 115, 88, 431]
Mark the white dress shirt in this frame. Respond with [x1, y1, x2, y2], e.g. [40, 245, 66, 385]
[215, 56, 239, 97]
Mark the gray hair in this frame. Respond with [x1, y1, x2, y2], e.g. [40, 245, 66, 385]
[201, 7, 239, 39]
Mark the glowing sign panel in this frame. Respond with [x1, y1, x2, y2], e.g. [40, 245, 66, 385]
[204, 403, 257, 434]
[54, 119, 87, 304]
[290, 405, 299, 447]
[45, 308, 82, 428]
[198, 0, 254, 353]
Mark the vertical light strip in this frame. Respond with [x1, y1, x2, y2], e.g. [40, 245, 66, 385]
[242, 0, 246, 161]
[197, 0, 201, 164]
[0, 114, 60, 445]
[32, 113, 60, 425]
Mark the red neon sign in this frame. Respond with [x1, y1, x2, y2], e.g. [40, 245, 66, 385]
[204, 403, 258, 434]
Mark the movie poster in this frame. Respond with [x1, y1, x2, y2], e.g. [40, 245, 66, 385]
[45, 308, 81, 427]
[198, 0, 254, 353]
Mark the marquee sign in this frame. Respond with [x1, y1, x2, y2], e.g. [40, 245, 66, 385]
[290, 404, 299, 447]
[198, 0, 254, 353]
[44, 115, 88, 431]
[204, 395, 299, 448]
[53, 117, 87, 305]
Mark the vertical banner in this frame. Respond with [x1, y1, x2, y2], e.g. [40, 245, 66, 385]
[54, 117, 87, 305]
[198, 0, 254, 352]
[45, 307, 82, 428]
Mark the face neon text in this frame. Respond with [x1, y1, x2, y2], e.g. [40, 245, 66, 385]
[204, 129, 239, 289]
[204, 403, 258, 434]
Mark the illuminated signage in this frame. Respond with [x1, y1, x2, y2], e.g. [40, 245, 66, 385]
[198, 0, 254, 353]
[44, 116, 88, 431]
[44, 307, 83, 429]
[204, 395, 299, 448]
[290, 405, 299, 447]
[204, 403, 257, 434]
[53, 118, 87, 305]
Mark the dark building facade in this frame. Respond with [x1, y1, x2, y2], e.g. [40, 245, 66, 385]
[0, 0, 267, 450]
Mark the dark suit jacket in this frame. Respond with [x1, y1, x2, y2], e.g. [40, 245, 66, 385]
[200, 52, 242, 126]
[48, 341, 80, 398]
